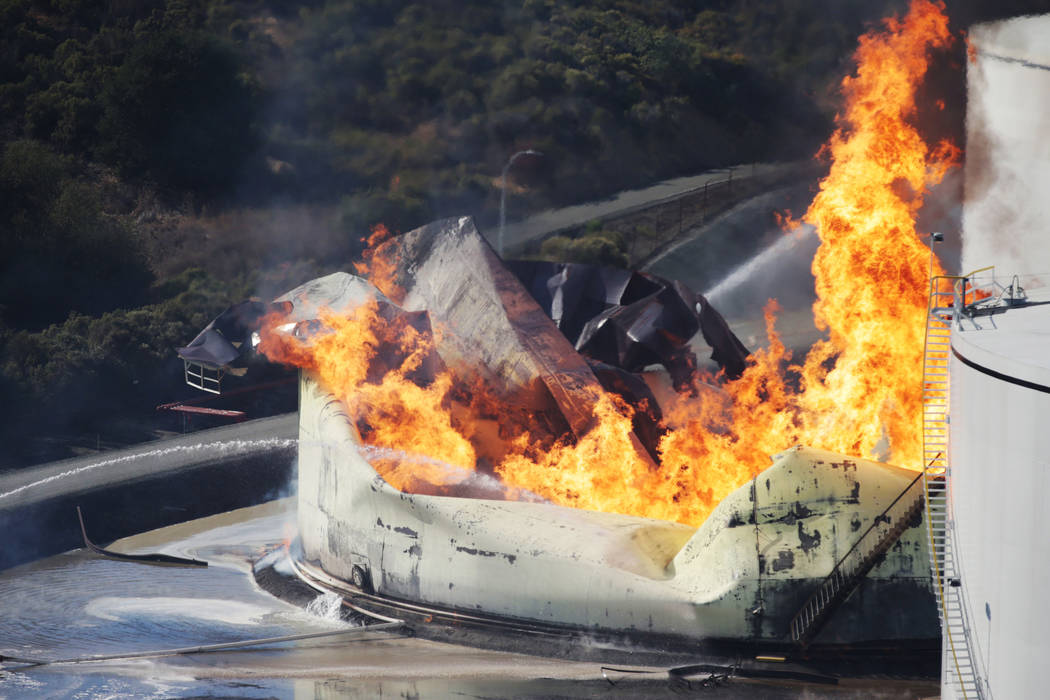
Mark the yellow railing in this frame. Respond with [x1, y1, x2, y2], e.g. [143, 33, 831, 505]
[921, 271, 984, 699]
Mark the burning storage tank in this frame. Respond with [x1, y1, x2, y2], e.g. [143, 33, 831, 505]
[241, 216, 938, 660]
[167, 0, 968, 669]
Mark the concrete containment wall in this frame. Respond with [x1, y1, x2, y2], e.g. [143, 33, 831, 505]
[0, 414, 297, 570]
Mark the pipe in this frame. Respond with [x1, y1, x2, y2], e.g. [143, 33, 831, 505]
[4, 621, 406, 669]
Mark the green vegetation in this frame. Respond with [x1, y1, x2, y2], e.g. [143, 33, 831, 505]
[0, 139, 153, 330]
[0, 269, 242, 448]
[540, 220, 631, 268]
[1, 0, 1044, 466]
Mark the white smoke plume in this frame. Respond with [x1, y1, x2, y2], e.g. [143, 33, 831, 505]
[963, 14, 1050, 276]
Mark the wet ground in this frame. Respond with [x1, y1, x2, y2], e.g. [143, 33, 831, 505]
[0, 500, 939, 699]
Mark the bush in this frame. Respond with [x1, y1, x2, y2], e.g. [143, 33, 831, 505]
[539, 229, 629, 268]
[0, 267, 245, 467]
[340, 186, 433, 242]
[0, 139, 153, 329]
[96, 30, 258, 195]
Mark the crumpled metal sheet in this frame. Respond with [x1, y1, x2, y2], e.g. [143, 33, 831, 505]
[585, 359, 665, 462]
[176, 327, 241, 369]
[507, 262, 750, 383]
[176, 300, 291, 369]
[695, 292, 750, 381]
[175, 224, 749, 458]
[270, 272, 443, 385]
[372, 218, 629, 447]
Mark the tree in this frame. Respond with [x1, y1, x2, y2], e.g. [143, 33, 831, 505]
[0, 139, 153, 329]
[97, 30, 258, 195]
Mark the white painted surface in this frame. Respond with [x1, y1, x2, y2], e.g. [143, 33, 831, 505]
[951, 285, 1050, 388]
[953, 14, 1050, 695]
[950, 302, 1050, 699]
[296, 369, 936, 644]
[274, 271, 384, 320]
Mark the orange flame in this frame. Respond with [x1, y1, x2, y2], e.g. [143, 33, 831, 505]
[259, 301, 476, 470]
[965, 32, 978, 64]
[498, 0, 957, 520]
[785, 0, 956, 468]
[353, 223, 400, 297]
[260, 0, 956, 527]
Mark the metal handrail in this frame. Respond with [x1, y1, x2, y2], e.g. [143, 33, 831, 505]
[922, 271, 983, 699]
[184, 360, 223, 394]
[789, 470, 926, 643]
[830, 470, 924, 571]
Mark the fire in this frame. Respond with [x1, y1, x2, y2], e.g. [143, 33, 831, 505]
[965, 32, 978, 64]
[259, 0, 956, 527]
[780, 0, 956, 468]
[496, 0, 957, 519]
[354, 223, 400, 296]
[258, 301, 476, 470]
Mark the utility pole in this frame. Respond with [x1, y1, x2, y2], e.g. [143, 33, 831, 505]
[498, 149, 543, 257]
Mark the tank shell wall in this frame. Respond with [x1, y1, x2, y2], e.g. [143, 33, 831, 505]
[297, 370, 709, 637]
[952, 14, 1050, 697]
[297, 370, 936, 647]
[949, 340, 1050, 700]
[675, 446, 937, 644]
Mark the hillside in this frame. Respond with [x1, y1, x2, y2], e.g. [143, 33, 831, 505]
[1, 0, 1044, 467]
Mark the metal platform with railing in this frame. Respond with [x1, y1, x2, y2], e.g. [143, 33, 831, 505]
[183, 359, 225, 394]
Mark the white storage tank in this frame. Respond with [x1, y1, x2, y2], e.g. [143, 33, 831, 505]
[943, 12, 1050, 699]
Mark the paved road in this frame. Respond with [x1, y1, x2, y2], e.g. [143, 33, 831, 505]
[0, 413, 297, 508]
[494, 161, 800, 253]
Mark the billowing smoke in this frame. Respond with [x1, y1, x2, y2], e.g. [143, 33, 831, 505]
[962, 14, 1050, 275]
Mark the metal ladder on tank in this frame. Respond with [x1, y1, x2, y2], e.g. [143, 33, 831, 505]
[923, 275, 984, 700]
